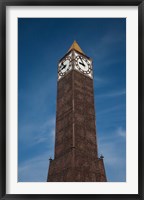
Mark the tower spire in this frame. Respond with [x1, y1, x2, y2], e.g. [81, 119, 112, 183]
[68, 40, 85, 55]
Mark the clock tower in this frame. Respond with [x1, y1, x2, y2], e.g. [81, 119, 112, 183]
[47, 41, 107, 182]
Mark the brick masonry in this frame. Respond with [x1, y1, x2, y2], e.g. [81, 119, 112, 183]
[47, 70, 107, 182]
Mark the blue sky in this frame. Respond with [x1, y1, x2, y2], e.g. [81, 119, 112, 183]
[18, 18, 126, 182]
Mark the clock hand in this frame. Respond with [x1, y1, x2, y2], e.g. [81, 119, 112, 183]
[61, 65, 66, 70]
[79, 57, 85, 67]
[79, 62, 85, 67]
[60, 62, 67, 70]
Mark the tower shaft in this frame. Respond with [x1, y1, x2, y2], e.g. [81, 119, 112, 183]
[48, 70, 106, 182]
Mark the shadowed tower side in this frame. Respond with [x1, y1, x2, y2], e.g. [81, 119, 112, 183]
[47, 41, 107, 182]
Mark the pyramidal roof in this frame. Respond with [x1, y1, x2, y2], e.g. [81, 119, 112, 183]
[68, 40, 85, 55]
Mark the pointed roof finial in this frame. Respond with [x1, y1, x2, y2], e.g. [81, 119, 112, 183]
[100, 154, 104, 159]
[49, 157, 52, 161]
[68, 40, 85, 55]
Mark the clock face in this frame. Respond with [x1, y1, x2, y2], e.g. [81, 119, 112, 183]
[75, 56, 92, 75]
[58, 56, 72, 77]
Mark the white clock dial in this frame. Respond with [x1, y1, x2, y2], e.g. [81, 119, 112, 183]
[58, 57, 72, 77]
[75, 56, 92, 74]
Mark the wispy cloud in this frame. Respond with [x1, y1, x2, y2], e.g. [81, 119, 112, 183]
[98, 127, 126, 182]
[89, 29, 125, 58]
[18, 116, 56, 182]
[32, 128, 55, 146]
[87, 29, 126, 72]
[116, 127, 126, 138]
[19, 75, 57, 116]
[99, 142, 124, 166]
[93, 76, 108, 87]
[94, 76, 104, 83]
[96, 105, 125, 115]
[96, 89, 126, 98]
[98, 127, 126, 142]
[19, 116, 55, 147]
[18, 152, 51, 182]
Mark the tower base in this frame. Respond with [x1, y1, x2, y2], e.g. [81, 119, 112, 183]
[47, 148, 107, 182]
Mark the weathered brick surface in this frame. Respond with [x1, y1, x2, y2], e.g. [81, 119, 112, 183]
[47, 70, 107, 182]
